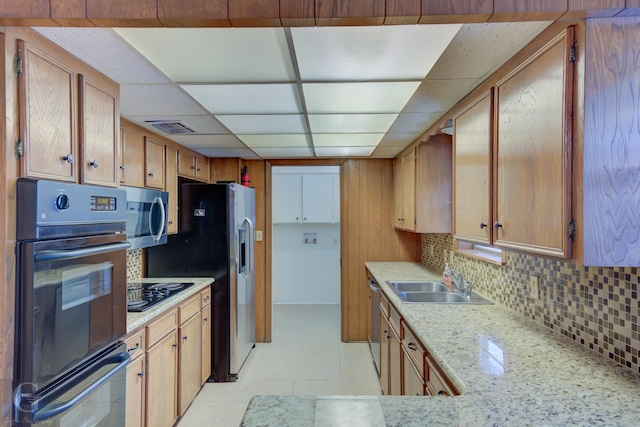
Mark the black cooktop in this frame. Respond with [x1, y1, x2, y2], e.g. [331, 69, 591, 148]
[127, 282, 195, 312]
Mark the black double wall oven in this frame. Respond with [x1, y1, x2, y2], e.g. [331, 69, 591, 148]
[14, 178, 131, 426]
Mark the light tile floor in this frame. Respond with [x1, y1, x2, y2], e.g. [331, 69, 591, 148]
[178, 304, 381, 427]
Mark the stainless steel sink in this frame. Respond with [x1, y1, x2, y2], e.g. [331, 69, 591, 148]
[386, 281, 450, 293]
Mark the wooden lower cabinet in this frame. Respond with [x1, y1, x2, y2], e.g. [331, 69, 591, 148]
[379, 308, 390, 395]
[201, 303, 212, 385]
[146, 330, 179, 427]
[389, 325, 402, 396]
[402, 348, 425, 396]
[126, 357, 146, 427]
[179, 311, 201, 416]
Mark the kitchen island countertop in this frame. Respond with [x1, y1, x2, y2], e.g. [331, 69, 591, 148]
[241, 262, 640, 426]
[126, 277, 214, 332]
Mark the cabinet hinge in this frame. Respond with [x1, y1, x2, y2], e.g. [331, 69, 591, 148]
[15, 138, 24, 158]
[568, 219, 576, 241]
[14, 54, 23, 76]
[568, 43, 577, 63]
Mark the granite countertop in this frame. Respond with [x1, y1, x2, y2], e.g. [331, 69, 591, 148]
[242, 262, 640, 426]
[126, 277, 214, 332]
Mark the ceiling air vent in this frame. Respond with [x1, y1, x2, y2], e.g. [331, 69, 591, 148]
[145, 120, 195, 135]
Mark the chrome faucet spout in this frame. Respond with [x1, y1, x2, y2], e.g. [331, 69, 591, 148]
[449, 269, 471, 298]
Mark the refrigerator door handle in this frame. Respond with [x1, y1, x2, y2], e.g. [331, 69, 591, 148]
[244, 217, 254, 277]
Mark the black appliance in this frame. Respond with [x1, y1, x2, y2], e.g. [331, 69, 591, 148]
[127, 282, 195, 312]
[147, 181, 255, 382]
[14, 178, 131, 426]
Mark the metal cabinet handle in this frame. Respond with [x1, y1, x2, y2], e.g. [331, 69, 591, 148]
[127, 343, 140, 353]
[89, 160, 99, 168]
[138, 371, 145, 378]
[494, 222, 503, 230]
[120, 165, 125, 170]
[197, 168, 201, 172]
[183, 335, 188, 340]
[148, 172, 154, 178]
[204, 296, 210, 302]
[191, 165, 196, 170]
[172, 343, 178, 348]
[203, 317, 208, 322]
[480, 222, 487, 229]
[437, 390, 445, 395]
[168, 220, 173, 225]
[62, 154, 74, 164]
[407, 342, 417, 350]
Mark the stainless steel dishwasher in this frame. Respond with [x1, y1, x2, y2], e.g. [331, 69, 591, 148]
[368, 276, 381, 375]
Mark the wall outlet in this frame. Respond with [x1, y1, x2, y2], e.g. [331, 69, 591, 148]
[530, 275, 540, 300]
[255, 230, 263, 241]
[429, 244, 434, 257]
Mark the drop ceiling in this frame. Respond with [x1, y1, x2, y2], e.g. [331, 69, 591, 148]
[35, 22, 551, 160]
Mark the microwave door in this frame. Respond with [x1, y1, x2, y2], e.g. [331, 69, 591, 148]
[149, 196, 166, 242]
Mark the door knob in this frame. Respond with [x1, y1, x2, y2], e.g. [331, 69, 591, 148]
[62, 154, 73, 164]
[480, 222, 487, 229]
[89, 160, 99, 168]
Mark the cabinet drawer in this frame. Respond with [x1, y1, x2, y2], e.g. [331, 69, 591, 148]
[380, 291, 389, 317]
[200, 287, 211, 308]
[402, 323, 426, 377]
[389, 303, 401, 336]
[147, 308, 178, 347]
[178, 294, 200, 325]
[124, 329, 145, 362]
[427, 357, 457, 396]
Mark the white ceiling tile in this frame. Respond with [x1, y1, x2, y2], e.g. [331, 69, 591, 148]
[308, 114, 398, 133]
[121, 84, 207, 116]
[216, 115, 307, 134]
[115, 28, 295, 83]
[313, 134, 384, 147]
[387, 112, 442, 134]
[378, 133, 419, 147]
[195, 148, 260, 158]
[167, 134, 245, 149]
[291, 25, 461, 81]
[126, 115, 229, 134]
[303, 82, 421, 114]
[182, 84, 302, 114]
[403, 79, 479, 113]
[34, 28, 170, 84]
[315, 146, 376, 157]
[429, 22, 550, 80]
[370, 145, 405, 158]
[253, 147, 314, 158]
[238, 134, 311, 148]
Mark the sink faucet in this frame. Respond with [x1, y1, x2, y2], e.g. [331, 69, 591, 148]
[450, 269, 471, 298]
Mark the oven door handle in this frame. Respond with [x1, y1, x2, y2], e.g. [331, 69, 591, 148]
[149, 196, 166, 242]
[33, 241, 132, 262]
[32, 351, 131, 421]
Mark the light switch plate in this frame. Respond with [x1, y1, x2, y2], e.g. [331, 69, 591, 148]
[530, 275, 540, 300]
[255, 230, 263, 241]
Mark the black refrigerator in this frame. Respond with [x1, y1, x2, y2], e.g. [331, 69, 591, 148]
[147, 181, 256, 382]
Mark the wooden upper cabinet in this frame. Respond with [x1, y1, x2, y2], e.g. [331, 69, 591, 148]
[316, 0, 385, 25]
[178, 151, 209, 182]
[51, 0, 92, 26]
[157, 0, 230, 26]
[79, 74, 119, 187]
[118, 126, 126, 183]
[0, 0, 52, 25]
[87, 0, 161, 26]
[453, 90, 493, 245]
[145, 137, 165, 189]
[120, 119, 145, 188]
[165, 146, 179, 235]
[420, 0, 493, 23]
[392, 158, 404, 228]
[17, 39, 77, 183]
[494, 28, 574, 259]
[401, 150, 416, 231]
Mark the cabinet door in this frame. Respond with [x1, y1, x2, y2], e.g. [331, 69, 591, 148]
[179, 313, 201, 416]
[302, 174, 335, 223]
[122, 121, 145, 188]
[178, 151, 196, 177]
[402, 349, 425, 396]
[389, 325, 402, 395]
[165, 146, 178, 235]
[146, 331, 178, 427]
[79, 74, 119, 187]
[195, 157, 209, 182]
[494, 29, 574, 258]
[119, 126, 126, 183]
[17, 40, 76, 182]
[402, 150, 416, 231]
[453, 91, 493, 244]
[392, 158, 404, 228]
[379, 309, 390, 395]
[145, 136, 165, 189]
[201, 304, 212, 385]
[272, 174, 303, 223]
[126, 357, 145, 427]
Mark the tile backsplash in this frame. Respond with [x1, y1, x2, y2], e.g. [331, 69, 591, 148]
[422, 234, 640, 374]
[126, 249, 143, 282]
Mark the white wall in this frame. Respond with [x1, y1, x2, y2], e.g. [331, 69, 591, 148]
[272, 166, 340, 304]
[272, 223, 340, 304]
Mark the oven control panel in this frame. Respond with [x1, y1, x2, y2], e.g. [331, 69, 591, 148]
[90, 196, 117, 211]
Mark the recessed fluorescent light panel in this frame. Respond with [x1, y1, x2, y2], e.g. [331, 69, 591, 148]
[308, 114, 398, 133]
[238, 134, 311, 148]
[291, 25, 462, 81]
[217, 114, 307, 134]
[313, 134, 384, 147]
[315, 147, 376, 157]
[181, 84, 302, 115]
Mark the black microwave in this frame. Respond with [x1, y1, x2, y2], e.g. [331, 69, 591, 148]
[121, 186, 168, 250]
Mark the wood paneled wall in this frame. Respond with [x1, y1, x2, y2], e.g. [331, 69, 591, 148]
[340, 159, 421, 342]
[0, 0, 637, 26]
[583, 16, 640, 265]
[209, 158, 240, 183]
